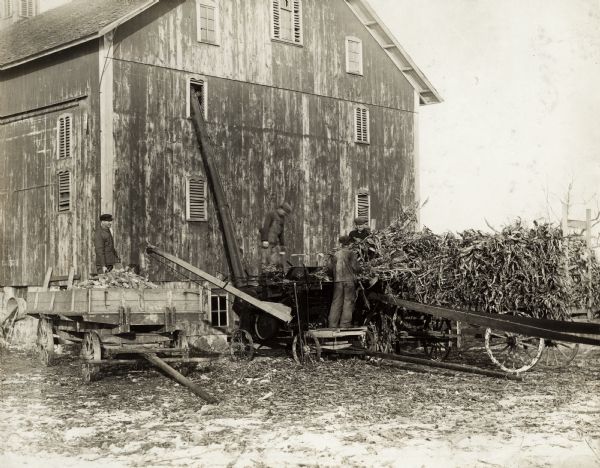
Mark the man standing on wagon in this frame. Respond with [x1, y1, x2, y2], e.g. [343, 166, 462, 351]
[328, 235, 360, 329]
[94, 213, 121, 274]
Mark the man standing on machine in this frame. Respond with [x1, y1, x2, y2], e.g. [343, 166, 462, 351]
[328, 235, 360, 328]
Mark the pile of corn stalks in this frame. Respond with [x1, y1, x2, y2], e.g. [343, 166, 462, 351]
[353, 210, 599, 320]
[75, 269, 158, 290]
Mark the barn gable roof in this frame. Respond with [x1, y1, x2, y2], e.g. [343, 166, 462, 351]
[345, 0, 442, 105]
[0, 0, 441, 104]
[0, 0, 159, 70]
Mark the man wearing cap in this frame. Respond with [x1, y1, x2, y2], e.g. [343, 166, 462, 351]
[259, 202, 292, 269]
[328, 235, 360, 328]
[94, 214, 120, 274]
[348, 216, 370, 242]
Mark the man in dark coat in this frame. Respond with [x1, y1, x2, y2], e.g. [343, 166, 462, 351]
[95, 213, 120, 274]
[259, 202, 292, 269]
[348, 216, 370, 242]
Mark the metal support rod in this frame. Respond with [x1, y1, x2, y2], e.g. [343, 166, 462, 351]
[143, 353, 219, 403]
[366, 351, 523, 381]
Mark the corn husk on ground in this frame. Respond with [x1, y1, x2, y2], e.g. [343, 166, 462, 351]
[352, 210, 598, 320]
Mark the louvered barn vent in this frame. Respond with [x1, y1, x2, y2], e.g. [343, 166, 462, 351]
[57, 171, 71, 212]
[187, 177, 207, 221]
[58, 115, 71, 159]
[354, 106, 369, 144]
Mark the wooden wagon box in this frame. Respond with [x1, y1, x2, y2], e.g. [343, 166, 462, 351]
[28, 288, 206, 330]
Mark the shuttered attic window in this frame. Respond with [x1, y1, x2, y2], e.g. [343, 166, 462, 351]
[355, 190, 370, 221]
[57, 171, 71, 212]
[346, 37, 363, 75]
[354, 106, 369, 144]
[20, 0, 33, 17]
[186, 177, 207, 221]
[4, 0, 13, 17]
[272, 0, 302, 45]
[197, 1, 218, 44]
[57, 114, 72, 159]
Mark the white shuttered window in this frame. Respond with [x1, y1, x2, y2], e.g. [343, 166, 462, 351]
[354, 106, 369, 144]
[272, 0, 302, 44]
[186, 177, 207, 221]
[197, 1, 218, 44]
[346, 37, 363, 75]
[57, 171, 71, 212]
[355, 190, 370, 220]
[57, 114, 72, 159]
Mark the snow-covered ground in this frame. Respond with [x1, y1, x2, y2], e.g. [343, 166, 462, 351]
[1, 346, 599, 467]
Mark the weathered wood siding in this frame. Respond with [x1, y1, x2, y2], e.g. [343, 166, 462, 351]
[0, 42, 100, 285]
[111, 0, 418, 278]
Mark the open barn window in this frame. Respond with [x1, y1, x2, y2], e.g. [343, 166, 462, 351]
[187, 77, 207, 119]
[57, 170, 71, 212]
[354, 105, 370, 144]
[186, 176, 207, 222]
[355, 190, 370, 221]
[57, 113, 72, 159]
[210, 292, 228, 327]
[345, 37, 363, 75]
[196, 0, 218, 44]
[272, 0, 302, 45]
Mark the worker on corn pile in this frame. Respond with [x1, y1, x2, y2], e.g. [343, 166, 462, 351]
[94, 213, 121, 274]
[348, 216, 370, 242]
[259, 202, 292, 270]
[328, 235, 360, 328]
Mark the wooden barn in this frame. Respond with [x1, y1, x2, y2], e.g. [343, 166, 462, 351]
[0, 0, 441, 292]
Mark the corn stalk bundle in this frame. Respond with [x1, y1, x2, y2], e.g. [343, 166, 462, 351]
[75, 269, 158, 289]
[353, 210, 597, 320]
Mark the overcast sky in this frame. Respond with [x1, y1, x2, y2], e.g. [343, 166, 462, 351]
[369, 0, 600, 233]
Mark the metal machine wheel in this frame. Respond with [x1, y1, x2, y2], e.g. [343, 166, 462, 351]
[80, 332, 101, 383]
[423, 317, 452, 362]
[485, 328, 545, 374]
[36, 317, 55, 366]
[362, 311, 393, 353]
[541, 340, 579, 368]
[254, 314, 279, 341]
[292, 332, 321, 365]
[229, 329, 254, 361]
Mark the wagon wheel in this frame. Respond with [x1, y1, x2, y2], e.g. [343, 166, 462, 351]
[292, 332, 321, 366]
[80, 332, 101, 383]
[423, 317, 452, 362]
[172, 330, 189, 359]
[485, 328, 545, 374]
[230, 329, 254, 361]
[541, 340, 579, 368]
[362, 311, 392, 353]
[36, 317, 55, 366]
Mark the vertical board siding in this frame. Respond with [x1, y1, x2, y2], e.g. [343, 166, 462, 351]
[112, 59, 415, 275]
[1, 0, 420, 285]
[0, 43, 100, 286]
